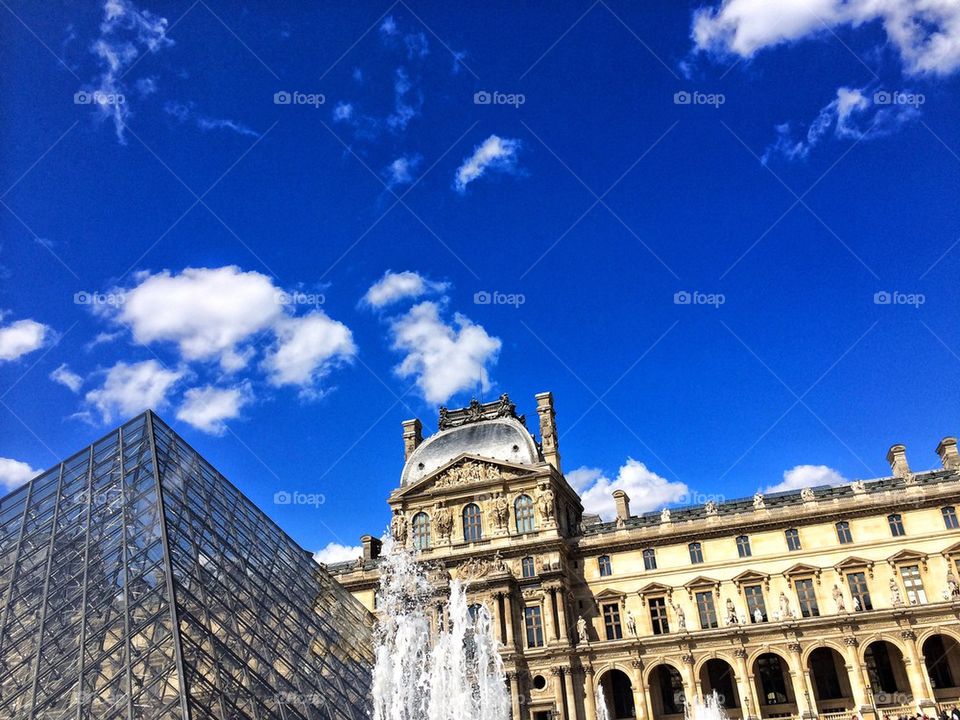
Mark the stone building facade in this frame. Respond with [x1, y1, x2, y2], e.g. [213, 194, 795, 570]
[330, 392, 960, 720]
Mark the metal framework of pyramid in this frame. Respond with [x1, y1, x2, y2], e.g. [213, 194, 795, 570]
[0, 411, 373, 719]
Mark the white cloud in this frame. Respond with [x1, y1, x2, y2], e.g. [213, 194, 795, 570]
[164, 101, 259, 138]
[262, 311, 356, 393]
[50, 363, 83, 392]
[379, 15, 397, 37]
[390, 301, 501, 404]
[85, 359, 183, 422]
[692, 0, 960, 77]
[570, 459, 690, 521]
[0, 457, 41, 492]
[176, 382, 252, 435]
[387, 67, 422, 131]
[765, 464, 846, 493]
[0, 317, 53, 361]
[384, 155, 422, 188]
[362, 270, 448, 309]
[332, 102, 354, 122]
[104, 266, 284, 371]
[313, 542, 363, 565]
[763, 85, 920, 161]
[89, 0, 175, 143]
[454, 135, 522, 192]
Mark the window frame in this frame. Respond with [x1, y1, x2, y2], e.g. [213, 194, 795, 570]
[695, 590, 719, 629]
[900, 564, 926, 605]
[794, 578, 820, 618]
[515, 494, 536, 534]
[744, 584, 767, 622]
[411, 512, 431, 550]
[642, 548, 657, 571]
[648, 596, 670, 635]
[785, 528, 801, 552]
[736, 535, 752, 558]
[836, 521, 853, 544]
[888, 513, 906, 537]
[846, 571, 872, 611]
[689, 542, 704, 564]
[943, 506, 960, 530]
[602, 602, 623, 640]
[598, 554, 612, 577]
[524, 605, 545, 648]
[521, 556, 535, 578]
[462, 503, 483, 542]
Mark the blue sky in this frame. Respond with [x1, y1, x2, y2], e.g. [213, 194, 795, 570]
[2, 0, 960, 562]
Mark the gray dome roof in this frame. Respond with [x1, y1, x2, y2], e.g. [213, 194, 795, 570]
[401, 417, 540, 487]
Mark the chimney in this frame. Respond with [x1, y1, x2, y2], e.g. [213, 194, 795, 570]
[402, 419, 423, 460]
[886, 444, 911, 478]
[361, 535, 382, 561]
[613, 490, 631, 521]
[536, 391, 561, 472]
[937, 437, 960, 470]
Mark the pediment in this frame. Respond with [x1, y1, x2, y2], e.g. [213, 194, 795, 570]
[834, 556, 875, 575]
[638, 581, 672, 596]
[942, 541, 960, 556]
[732, 570, 769, 587]
[783, 563, 820, 578]
[392, 454, 537, 499]
[595, 588, 627, 601]
[887, 549, 928, 569]
[684, 575, 720, 590]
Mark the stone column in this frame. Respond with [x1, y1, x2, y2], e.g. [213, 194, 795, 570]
[504, 593, 516, 649]
[583, 667, 597, 720]
[555, 589, 569, 643]
[542, 597, 557, 644]
[491, 592, 503, 645]
[549, 589, 561, 642]
[563, 667, 579, 720]
[901, 629, 935, 708]
[682, 653, 701, 705]
[631, 659, 648, 720]
[843, 637, 874, 719]
[734, 648, 757, 720]
[789, 642, 817, 718]
[552, 667, 566, 720]
[507, 671, 522, 720]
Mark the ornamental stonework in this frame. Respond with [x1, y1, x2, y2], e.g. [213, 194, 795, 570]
[433, 460, 524, 488]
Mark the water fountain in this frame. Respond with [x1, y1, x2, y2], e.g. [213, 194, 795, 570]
[686, 691, 729, 720]
[371, 543, 510, 720]
[595, 684, 611, 720]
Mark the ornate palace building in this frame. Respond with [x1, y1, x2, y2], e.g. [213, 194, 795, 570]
[329, 392, 960, 720]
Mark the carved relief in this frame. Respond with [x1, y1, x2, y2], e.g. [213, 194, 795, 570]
[433, 502, 453, 540]
[433, 460, 525, 489]
[487, 492, 510, 530]
[753, 492, 765, 509]
[390, 511, 407, 544]
[536, 483, 556, 522]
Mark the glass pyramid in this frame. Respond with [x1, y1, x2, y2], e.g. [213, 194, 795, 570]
[0, 411, 373, 719]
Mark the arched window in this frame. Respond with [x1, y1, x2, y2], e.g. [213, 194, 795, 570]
[521, 556, 536, 577]
[462, 503, 482, 541]
[515, 494, 536, 534]
[411, 512, 431, 550]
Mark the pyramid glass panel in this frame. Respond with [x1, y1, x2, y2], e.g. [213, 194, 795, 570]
[0, 412, 373, 719]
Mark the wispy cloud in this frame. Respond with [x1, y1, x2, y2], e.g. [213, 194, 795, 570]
[50, 363, 83, 392]
[362, 270, 448, 309]
[164, 101, 259, 138]
[763, 85, 921, 162]
[454, 135, 522, 193]
[383, 155, 422, 188]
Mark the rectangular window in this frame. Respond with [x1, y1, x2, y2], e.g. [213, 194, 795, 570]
[598, 555, 612, 577]
[836, 521, 853, 544]
[603, 603, 623, 640]
[649, 597, 670, 635]
[744, 585, 767, 622]
[900, 565, 926, 604]
[888, 513, 905, 537]
[689, 542, 703, 564]
[785, 528, 801, 551]
[795, 578, 820, 617]
[524, 606, 544, 648]
[943, 506, 959, 530]
[847, 572, 873, 611]
[643, 548, 657, 570]
[696, 591, 718, 629]
[736, 535, 751, 558]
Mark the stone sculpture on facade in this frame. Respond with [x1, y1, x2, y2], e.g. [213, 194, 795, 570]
[536, 483, 556, 522]
[671, 602, 686, 632]
[753, 607, 763, 624]
[626, 611, 637, 637]
[833, 584, 846, 612]
[753, 492, 765, 509]
[726, 598, 739, 625]
[488, 492, 510, 530]
[660, 507, 671, 523]
[801, 487, 815, 502]
[779, 591, 793, 619]
[890, 578, 905, 607]
[391, 511, 407, 544]
[948, 570, 960, 598]
[705, 500, 718, 516]
[434, 502, 453, 541]
[576, 615, 588, 644]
